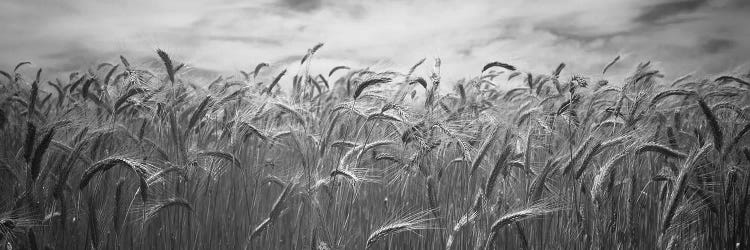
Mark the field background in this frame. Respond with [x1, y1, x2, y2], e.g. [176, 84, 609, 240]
[1, 46, 750, 249]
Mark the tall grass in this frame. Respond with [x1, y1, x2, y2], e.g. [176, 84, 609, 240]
[1, 47, 749, 249]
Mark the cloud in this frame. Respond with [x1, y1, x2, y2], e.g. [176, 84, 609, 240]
[205, 35, 283, 46]
[701, 39, 736, 54]
[0, 0, 748, 86]
[635, 0, 708, 24]
[41, 42, 118, 72]
[278, 0, 323, 12]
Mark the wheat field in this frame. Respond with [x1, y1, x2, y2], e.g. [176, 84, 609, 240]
[1, 45, 750, 249]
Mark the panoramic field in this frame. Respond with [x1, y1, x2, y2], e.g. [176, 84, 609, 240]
[0, 44, 749, 250]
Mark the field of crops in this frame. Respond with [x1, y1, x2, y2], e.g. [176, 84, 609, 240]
[1, 44, 750, 249]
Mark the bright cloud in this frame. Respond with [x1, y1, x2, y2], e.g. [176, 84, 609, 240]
[1, 0, 749, 86]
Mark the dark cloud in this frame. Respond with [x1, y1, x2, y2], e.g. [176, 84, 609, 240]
[278, 0, 323, 12]
[540, 27, 628, 43]
[635, 0, 707, 24]
[701, 38, 736, 54]
[275, 54, 305, 65]
[41, 43, 115, 72]
[457, 34, 516, 57]
[531, 12, 637, 44]
[206, 35, 282, 46]
[457, 48, 472, 57]
[728, 0, 750, 9]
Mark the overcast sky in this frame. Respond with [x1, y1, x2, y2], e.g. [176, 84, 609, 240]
[1, 0, 749, 84]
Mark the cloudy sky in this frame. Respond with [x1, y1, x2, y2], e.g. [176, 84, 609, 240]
[1, 0, 749, 84]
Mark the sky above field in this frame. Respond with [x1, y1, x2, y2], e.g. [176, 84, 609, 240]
[1, 0, 749, 84]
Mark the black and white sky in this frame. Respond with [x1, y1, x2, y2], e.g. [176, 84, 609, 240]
[1, 0, 749, 83]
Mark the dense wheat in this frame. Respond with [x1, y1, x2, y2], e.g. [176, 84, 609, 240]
[0, 46, 749, 249]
